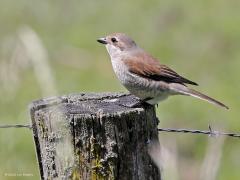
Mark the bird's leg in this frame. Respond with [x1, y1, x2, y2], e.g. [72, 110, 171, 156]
[124, 100, 150, 108]
[118, 96, 153, 108]
[117, 96, 155, 108]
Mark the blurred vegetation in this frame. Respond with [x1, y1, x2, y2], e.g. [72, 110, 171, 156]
[0, 0, 239, 179]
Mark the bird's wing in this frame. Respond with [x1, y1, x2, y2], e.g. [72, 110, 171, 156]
[124, 53, 198, 86]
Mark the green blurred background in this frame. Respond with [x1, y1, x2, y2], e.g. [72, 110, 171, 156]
[0, 0, 239, 179]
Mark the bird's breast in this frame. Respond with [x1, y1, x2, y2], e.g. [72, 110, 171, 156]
[110, 58, 130, 84]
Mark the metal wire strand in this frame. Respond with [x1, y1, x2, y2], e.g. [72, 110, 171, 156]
[0, 124, 32, 129]
[158, 125, 240, 138]
[0, 123, 239, 139]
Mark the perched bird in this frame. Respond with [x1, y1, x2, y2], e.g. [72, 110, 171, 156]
[97, 33, 228, 109]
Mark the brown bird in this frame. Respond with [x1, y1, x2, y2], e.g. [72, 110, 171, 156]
[97, 33, 229, 109]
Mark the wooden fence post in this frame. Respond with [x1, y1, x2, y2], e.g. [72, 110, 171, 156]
[30, 93, 161, 180]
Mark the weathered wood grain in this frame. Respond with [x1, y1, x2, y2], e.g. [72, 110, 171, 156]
[30, 93, 161, 180]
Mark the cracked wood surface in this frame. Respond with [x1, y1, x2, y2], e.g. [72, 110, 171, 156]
[30, 92, 161, 180]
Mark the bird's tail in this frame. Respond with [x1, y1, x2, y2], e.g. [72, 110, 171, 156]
[170, 85, 229, 109]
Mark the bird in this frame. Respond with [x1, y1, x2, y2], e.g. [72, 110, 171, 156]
[97, 33, 229, 109]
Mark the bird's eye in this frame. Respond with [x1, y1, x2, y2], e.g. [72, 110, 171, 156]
[111, 37, 117, 43]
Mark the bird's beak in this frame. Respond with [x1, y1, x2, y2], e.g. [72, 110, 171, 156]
[97, 37, 107, 44]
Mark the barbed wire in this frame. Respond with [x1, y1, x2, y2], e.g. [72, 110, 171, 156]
[0, 124, 240, 138]
[0, 124, 32, 129]
[158, 125, 240, 138]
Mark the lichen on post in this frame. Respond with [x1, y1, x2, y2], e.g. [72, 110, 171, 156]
[30, 93, 161, 180]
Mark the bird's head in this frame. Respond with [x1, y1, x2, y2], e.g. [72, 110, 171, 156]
[97, 33, 137, 58]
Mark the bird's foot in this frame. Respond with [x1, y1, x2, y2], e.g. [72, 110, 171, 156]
[119, 99, 152, 108]
[124, 100, 149, 108]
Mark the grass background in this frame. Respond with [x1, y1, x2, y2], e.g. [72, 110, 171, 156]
[0, 0, 239, 179]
